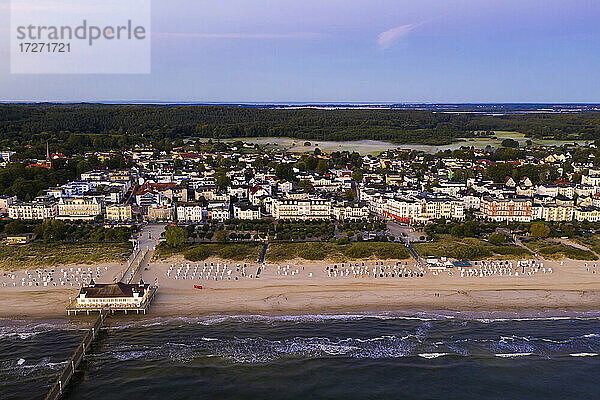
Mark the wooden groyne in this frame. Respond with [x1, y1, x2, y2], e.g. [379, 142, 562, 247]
[44, 308, 109, 400]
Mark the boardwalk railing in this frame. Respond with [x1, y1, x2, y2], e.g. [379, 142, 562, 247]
[121, 249, 149, 284]
[44, 308, 109, 400]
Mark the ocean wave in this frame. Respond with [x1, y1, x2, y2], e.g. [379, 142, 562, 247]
[95, 334, 418, 364]
[495, 353, 534, 358]
[0, 357, 69, 377]
[95, 310, 600, 331]
[0, 321, 84, 341]
[71, 327, 600, 366]
[569, 353, 598, 357]
[418, 353, 450, 359]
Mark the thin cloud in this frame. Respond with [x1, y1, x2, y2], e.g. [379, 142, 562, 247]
[154, 32, 322, 40]
[377, 22, 423, 49]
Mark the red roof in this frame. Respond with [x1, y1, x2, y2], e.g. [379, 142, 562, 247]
[136, 182, 177, 195]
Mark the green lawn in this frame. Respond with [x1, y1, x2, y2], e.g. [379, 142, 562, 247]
[413, 235, 531, 261]
[265, 242, 410, 262]
[0, 242, 131, 270]
[524, 240, 598, 261]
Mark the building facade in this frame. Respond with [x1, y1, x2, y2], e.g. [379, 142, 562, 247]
[57, 197, 103, 220]
[272, 198, 332, 220]
[481, 197, 532, 222]
[106, 204, 133, 221]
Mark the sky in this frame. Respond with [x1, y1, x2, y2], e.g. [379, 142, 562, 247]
[0, 0, 599, 103]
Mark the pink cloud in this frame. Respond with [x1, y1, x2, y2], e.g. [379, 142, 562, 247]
[377, 22, 423, 49]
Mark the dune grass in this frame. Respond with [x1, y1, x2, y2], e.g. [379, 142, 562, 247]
[413, 235, 531, 261]
[524, 240, 598, 261]
[0, 242, 131, 270]
[265, 242, 410, 263]
[155, 243, 263, 262]
[574, 236, 600, 255]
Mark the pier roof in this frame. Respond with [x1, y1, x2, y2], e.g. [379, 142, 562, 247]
[83, 282, 148, 298]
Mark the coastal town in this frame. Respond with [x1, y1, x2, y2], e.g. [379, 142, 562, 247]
[2, 137, 600, 235]
[2, 133, 600, 315]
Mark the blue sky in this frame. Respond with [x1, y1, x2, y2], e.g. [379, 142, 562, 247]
[0, 0, 599, 102]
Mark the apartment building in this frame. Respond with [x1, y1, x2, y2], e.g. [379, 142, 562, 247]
[418, 196, 465, 222]
[0, 195, 17, 214]
[379, 197, 421, 224]
[207, 203, 231, 221]
[147, 205, 174, 222]
[272, 198, 332, 220]
[531, 204, 574, 222]
[176, 203, 206, 223]
[574, 206, 600, 222]
[332, 202, 370, 221]
[233, 203, 261, 220]
[480, 196, 532, 222]
[57, 197, 103, 220]
[106, 204, 133, 221]
[8, 199, 58, 220]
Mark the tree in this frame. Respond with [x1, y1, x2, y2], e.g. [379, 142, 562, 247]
[165, 226, 188, 248]
[35, 220, 67, 243]
[488, 232, 507, 245]
[530, 222, 550, 239]
[215, 229, 229, 243]
[352, 167, 363, 183]
[317, 159, 329, 175]
[215, 170, 231, 190]
[4, 221, 27, 235]
[344, 188, 355, 201]
[275, 163, 296, 182]
[298, 179, 314, 193]
[502, 138, 519, 148]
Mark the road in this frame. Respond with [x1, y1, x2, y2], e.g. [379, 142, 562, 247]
[386, 221, 422, 244]
[135, 223, 167, 252]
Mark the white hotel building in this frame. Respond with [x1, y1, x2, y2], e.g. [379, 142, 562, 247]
[272, 198, 332, 220]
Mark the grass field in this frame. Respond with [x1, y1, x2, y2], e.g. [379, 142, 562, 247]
[412, 235, 531, 261]
[524, 240, 598, 261]
[265, 242, 411, 262]
[156, 243, 264, 262]
[0, 242, 131, 270]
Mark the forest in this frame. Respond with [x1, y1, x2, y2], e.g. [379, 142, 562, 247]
[2, 104, 600, 157]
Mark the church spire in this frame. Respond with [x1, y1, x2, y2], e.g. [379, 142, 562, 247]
[45, 141, 52, 168]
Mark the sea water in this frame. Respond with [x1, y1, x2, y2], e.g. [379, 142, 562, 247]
[1, 311, 600, 399]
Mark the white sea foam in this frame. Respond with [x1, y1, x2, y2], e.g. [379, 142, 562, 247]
[495, 353, 534, 358]
[418, 353, 449, 359]
[569, 353, 598, 357]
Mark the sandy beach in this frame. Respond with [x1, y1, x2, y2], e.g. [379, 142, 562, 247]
[2, 256, 600, 319]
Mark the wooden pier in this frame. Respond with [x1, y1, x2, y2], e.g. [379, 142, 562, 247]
[65, 285, 157, 316]
[48, 281, 157, 399]
[44, 308, 109, 400]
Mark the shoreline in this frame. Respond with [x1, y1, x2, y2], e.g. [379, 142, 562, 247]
[2, 286, 600, 320]
[2, 256, 600, 320]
